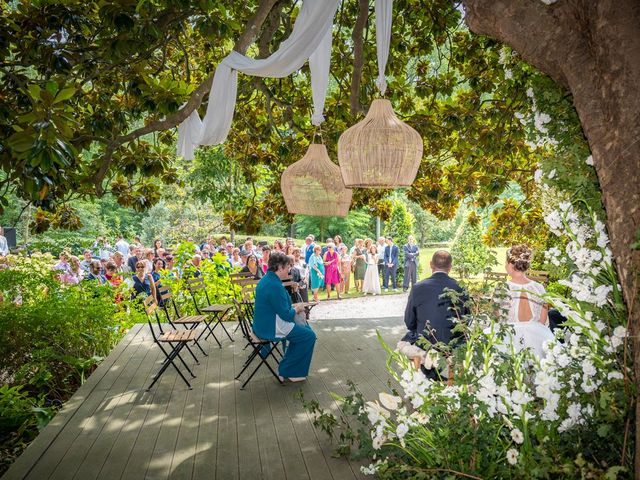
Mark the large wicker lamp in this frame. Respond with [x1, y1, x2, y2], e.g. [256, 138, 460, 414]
[338, 98, 423, 187]
[281, 143, 352, 217]
[337, 0, 423, 188]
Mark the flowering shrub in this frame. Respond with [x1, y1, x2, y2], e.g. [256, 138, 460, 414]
[0, 253, 145, 475]
[303, 203, 632, 478]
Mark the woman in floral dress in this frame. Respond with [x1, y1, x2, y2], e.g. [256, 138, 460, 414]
[339, 245, 352, 296]
[323, 243, 341, 299]
[308, 245, 325, 302]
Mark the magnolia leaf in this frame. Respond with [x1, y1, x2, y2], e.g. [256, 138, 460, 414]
[53, 87, 75, 104]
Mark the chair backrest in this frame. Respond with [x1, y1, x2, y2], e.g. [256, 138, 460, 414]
[143, 295, 164, 340]
[528, 270, 549, 284]
[240, 286, 257, 302]
[186, 276, 210, 313]
[156, 285, 181, 323]
[230, 271, 254, 279]
[233, 298, 254, 341]
[484, 271, 508, 283]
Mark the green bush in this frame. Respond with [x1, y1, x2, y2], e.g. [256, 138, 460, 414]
[0, 253, 144, 475]
[451, 219, 497, 279]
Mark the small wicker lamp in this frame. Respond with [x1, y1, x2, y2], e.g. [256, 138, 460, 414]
[281, 143, 353, 217]
[337, 98, 423, 188]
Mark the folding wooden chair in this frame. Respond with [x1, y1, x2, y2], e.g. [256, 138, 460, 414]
[157, 285, 210, 357]
[185, 276, 234, 346]
[232, 299, 284, 390]
[143, 295, 199, 390]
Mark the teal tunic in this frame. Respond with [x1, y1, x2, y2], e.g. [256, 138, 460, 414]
[252, 270, 317, 378]
[253, 271, 295, 340]
[308, 254, 325, 289]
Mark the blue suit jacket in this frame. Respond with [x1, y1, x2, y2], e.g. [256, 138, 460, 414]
[252, 271, 295, 340]
[403, 272, 467, 346]
[384, 244, 399, 266]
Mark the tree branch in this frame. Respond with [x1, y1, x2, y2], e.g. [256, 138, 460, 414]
[349, 0, 369, 116]
[93, 0, 280, 194]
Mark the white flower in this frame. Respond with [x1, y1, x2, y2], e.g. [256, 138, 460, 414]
[607, 371, 623, 380]
[378, 392, 401, 411]
[540, 0, 558, 4]
[534, 169, 543, 183]
[548, 169, 556, 179]
[585, 155, 594, 166]
[506, 448, 519, 465]
[396, 423, 409, 440]
[582, 360, 596, 378]
[510, 428, 524, 444]
[613, 326, 627, 339]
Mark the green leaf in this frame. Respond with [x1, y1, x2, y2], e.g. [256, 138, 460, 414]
[53, 87, 75, 104]
[27, 84, 41, 100]
[45, 80, 58, 97]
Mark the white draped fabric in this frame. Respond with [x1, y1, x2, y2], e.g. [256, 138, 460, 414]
[177, 0, 339, 159]
[375, 0, 393, 96]
[309, 26, 333, 126]
[176, 109, 203, 159]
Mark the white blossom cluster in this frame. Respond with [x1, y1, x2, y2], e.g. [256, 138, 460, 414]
[515, 88, 559, 149]
[356, 203, 628, 475]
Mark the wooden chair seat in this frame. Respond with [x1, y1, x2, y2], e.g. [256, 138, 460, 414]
[172, 314, 208, 324]
[159, 329, 200, 343]
[200, 304, 233, 313]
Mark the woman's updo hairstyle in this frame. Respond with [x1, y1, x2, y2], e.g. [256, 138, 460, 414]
[506, 244, 533, 272]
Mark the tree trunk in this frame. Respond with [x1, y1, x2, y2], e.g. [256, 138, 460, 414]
[462, 0, 640, 474]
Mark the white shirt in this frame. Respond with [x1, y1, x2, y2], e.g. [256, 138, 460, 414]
[0, 235, 8, 255]
[115, 239, 130, 257]
[275, 314, 295, 338]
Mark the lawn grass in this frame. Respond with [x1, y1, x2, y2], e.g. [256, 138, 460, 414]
[418, 246, 508, 281]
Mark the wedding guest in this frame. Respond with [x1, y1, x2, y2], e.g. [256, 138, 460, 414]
[230, 247, 244, 267]
[143, 249, 154, 274]
[105, 262, 123, 287]
[127, 246, 141, 272]
[362, 245, 381, 295]
[115, 235, 130, 258]
[153, 239, 163, 257]
[497, 245, 554, 358]
[261, 246, 271, 274]
[376, 236, 387, 278]
[403, 235, 419, 291]
[80, 249, 94, 273]
[273, 239, 285, 253]
[323, 242, 341, 299]
[303, 236, 315, 264]
[339, 245, 352, 296]
[253, 252, 316, 382]
[333, 235, 344, 251]
[59, 255, 82, 284]
[290, 248, 309, 303]
[0, 228, 8, 256]
[53, 252, 72, 274]
[402, 251, 468, 379]
[132, 260, 157, 299]
[241, 255, 263, 280]
[86, 260, 107, 284]
[186, 254, 203, 278]
[113, 251, 130, 274]
[383, 236, 399, 291]
[352, 239, 367, 293]
[308, 245, 325, 302]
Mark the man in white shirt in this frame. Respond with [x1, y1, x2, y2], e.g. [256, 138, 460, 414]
[0, 228, 8, 256]
[115, 235, 130, 259]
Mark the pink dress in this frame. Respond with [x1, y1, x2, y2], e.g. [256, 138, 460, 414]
[323, 250, 340, 286]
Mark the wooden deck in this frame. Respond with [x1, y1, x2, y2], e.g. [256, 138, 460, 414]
[4, 317, 405, 480]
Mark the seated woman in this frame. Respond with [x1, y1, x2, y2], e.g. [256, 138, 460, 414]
[241, 254, 263, 280]
[497, 244, 555, 358]
[253, 252, 317, 382]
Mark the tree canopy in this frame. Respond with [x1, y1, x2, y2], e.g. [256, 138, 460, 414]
[1, 0, 585, 241]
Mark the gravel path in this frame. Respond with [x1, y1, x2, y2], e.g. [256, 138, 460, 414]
[308, 292, 408, 320]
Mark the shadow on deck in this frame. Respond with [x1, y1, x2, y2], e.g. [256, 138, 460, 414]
[4, 317, 405, 480]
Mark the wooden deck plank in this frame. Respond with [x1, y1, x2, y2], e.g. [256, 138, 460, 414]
[214, 342, 239, 480]
[25, 327, 147, 480]
[3, 325, 144, 480]
[5, 317, 404, 480]
[191, 337, 224, 480]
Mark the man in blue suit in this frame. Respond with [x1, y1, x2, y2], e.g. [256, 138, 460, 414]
[383, 236, 399, 291]
[402, 251, 468, 379]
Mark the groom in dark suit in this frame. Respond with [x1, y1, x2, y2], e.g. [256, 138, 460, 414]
[402, 251, 467, 378]
[383, 236, 399, 291]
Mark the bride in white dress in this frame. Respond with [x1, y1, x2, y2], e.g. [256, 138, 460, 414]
[496, 245, 555, 358]
[362, 245, 381, 295]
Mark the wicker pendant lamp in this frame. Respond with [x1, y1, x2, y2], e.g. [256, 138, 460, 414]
[281, 143, 352, 217]
[338, 98, 423, 187]
[337, 0, 423, 188]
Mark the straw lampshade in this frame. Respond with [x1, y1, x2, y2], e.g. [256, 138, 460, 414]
[281, 143, 353, 217]
[338, 98, 423, 187]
